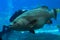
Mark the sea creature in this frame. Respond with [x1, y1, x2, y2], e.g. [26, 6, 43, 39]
[3, 6, 58, 34]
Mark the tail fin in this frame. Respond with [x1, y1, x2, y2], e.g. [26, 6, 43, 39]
[3, 25, 9, 31]
[0, 25, 11, 40]
[53, 9, 57, 20]
[0, 25, 13, 40]
[1, 25, 12, 36]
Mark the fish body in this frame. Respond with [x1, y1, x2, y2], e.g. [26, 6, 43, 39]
[4, 6, 57, 34]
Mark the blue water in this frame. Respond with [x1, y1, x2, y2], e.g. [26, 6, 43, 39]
[0, 0, 60, 40]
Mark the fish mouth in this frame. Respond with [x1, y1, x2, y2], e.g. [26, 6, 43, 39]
[53, 9, 57, 20]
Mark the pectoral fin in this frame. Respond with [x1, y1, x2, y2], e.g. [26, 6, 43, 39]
[27, 20, 37, 34]
[46, 20, 52, 24]
[29, 29, 35, 34]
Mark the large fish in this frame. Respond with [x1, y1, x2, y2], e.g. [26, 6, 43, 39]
[3, 6, 58, 34]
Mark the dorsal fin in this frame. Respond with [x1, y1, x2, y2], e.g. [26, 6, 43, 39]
[10, 10, 27, 22]
[41, 6, 48, 9]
